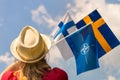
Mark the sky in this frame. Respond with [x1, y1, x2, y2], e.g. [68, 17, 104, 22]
[0, 0, 120, 80]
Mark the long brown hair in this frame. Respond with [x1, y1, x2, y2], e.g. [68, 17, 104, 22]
[17, 58, 51, 80]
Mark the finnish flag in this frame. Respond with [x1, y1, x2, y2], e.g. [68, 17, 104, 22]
[52, 11, 76, 42]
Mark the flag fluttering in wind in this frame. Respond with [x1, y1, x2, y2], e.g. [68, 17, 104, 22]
[51, 11, 78, 60]
[76, 9, 120, 58]
[52, 9, 120, 75]
[56, 24, 99, 74]
[53, 11, 76, 42]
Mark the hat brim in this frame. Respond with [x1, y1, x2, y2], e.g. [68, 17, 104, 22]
[10, 34, 51, 63]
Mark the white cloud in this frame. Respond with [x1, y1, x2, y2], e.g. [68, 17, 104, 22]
[46, 44, 78, 80]
[69, 0, 120, 76]
[31, 0, 120, 40]
[46, 44, 67, 69]
[47, 45, 120, 80]
[31, 5, 58, 28]
[108, 75, 116, 80]
[37, 5, 47, 14]
[99, 46, 120, 74]
[30, 1, 120, 79]
[67, 0, 120, 39]
[66, 3, 72, 9]
[0, 52, 14, 65]
[46, 0, 120, 80]
[66, 1, 120, 75]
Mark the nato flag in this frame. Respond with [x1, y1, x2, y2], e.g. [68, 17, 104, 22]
[66, 24, 99, 75]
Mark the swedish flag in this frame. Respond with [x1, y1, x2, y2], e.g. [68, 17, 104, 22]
[76, 9, 120, 58]
[76, 9, 101, 29]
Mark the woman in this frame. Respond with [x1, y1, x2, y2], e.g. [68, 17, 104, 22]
[0, 26, 68, 80]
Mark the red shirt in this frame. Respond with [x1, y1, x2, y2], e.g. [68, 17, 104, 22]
[1, 67, 68, 80]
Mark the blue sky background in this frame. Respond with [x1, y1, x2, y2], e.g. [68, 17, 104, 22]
[0, 0, 120, 80]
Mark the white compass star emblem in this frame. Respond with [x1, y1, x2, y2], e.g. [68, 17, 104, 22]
[80, 43, 89, 55]
[80, 43, 90, 64]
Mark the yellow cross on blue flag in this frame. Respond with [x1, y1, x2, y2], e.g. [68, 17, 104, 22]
[53, 9, 120, 75]
[76, 9, 120, 58]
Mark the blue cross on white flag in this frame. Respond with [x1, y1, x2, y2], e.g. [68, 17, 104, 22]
[53, 11, 76, 42]
[52, 9, 119, 75]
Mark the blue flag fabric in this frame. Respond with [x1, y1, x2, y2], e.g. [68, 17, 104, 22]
[95, 22, 120, 58]
[65, 24, 99, 74]
[76, 9, 120, 58]
[76, 9, 101, 29]
[53, 10, 119, 75]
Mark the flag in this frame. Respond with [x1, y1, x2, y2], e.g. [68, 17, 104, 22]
[76, 9, 120, 58]
[53, 11, 76, 42]
[56, 24, 99, 74]
[91, 18, 120, 58]
[76, 9, 101, 29]
[52, 9, 119, 74]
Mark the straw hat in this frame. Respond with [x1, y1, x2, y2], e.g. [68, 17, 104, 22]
[10, 26, 51, 63]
